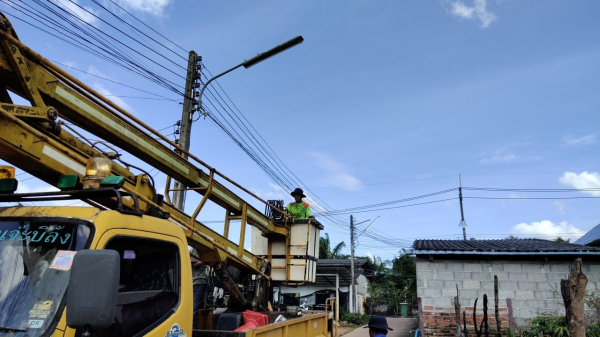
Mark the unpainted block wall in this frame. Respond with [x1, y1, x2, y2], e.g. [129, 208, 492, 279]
[417, 259, 600, 333]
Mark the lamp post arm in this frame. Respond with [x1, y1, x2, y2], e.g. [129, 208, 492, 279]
[198, 61, 245, 114]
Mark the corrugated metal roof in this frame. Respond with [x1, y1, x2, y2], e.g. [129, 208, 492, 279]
[575, 223, 600, 246]
[412, 238, 600, 254]
[318, 258, 369, 267]
[314, 260, 371, 286]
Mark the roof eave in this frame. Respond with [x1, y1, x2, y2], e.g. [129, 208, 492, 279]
[413, 250, 600, 256]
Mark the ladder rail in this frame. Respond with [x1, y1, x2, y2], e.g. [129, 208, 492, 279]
[0, 26, 289, 235]
[0, 105, 265, 275]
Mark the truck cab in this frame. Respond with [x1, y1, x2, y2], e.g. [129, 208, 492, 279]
[0, 205, 194, 337]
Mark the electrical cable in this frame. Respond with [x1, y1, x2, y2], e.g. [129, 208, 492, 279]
[60, 0, 187, 74]
[51, 59, 180, 101]
[91, 0, 187, 62]
[4, 1, 184, 96]
[106, 0, 188, 53]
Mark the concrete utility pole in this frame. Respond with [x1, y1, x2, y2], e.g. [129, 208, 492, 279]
[172, 37, 303, 210]
[350, 215, 356, 313]
[173, 51, 201, 210]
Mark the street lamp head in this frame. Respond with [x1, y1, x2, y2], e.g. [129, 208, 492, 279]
[242, 36, 304, 69]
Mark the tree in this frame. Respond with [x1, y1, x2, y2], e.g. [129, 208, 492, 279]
[555, 237, 571, 243]
[392, 250, 417, 309]
[366, 250, 417, 315]
[319, 233, 346, 259]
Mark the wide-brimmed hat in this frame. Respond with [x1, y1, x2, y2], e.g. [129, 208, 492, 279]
[290, 188, 306, 198]
[363, 315, 393, 331]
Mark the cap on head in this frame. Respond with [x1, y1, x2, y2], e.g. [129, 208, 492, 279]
[290, 188, 306, 198]
[364, 315, 393, 331]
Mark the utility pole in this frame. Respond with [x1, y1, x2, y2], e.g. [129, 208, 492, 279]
[171, 37, 303, 211]
[350, 215, 356, 313]
[173, 51, 201, 210]
[459, 174, 467, 241]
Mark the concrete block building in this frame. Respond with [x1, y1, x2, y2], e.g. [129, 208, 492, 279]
[412, 239, 600, 336]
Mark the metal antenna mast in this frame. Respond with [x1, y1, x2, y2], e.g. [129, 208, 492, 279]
[459, 174, 467, 241]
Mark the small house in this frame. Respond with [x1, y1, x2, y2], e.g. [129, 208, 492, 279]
[412, 239, 600, 336]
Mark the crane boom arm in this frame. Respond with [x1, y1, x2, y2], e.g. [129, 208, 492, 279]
[0, 15, 297, 277]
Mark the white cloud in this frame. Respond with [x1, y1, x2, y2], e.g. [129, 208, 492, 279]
[16, 183, 90, 207]
[87, 66, 107, 78]
[563, 133, 597, 147]
[310, 152, 363, 191]
[559, 171, 600, 197]
[553, 201, 565, 215]
[365, 252, 382, 265]
[53, 0, 100, 26]
[113, 0, 173, 17]
[62, 60, 78, 69]
[449, 0, 497, 28]
[92, 83, 134, 113]
[252, 183, 287, 201]
[479, 147, 516, 164]
[478, 146, 541, 164]
[17, 184, 59, 194]
[511, 220, 585, 241]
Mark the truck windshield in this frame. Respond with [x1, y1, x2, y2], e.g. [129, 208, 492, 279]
[0, 219, 92, 337]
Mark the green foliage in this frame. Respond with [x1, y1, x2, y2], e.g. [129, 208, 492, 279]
[587, 323, 600, 337]
[367, 249, 417, 315]
[319, 233, 346, 259]
[505, 315, 600, 337]
[340, 310, 370, 326]
[530, 316, 569, 337]
[554, 236, 571, 243]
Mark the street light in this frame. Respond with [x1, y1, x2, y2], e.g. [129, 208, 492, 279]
[197, 35, 304, 116]
[173, 36, 304, 210]
[356, 216, 380, 239]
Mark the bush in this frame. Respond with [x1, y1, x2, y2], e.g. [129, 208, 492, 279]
[530, 316, 569, 337]
[340, 310, 370, 326]
[588, 323, 600, 337]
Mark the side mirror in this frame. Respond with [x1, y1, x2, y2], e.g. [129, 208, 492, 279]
[67, 250, 120, 331]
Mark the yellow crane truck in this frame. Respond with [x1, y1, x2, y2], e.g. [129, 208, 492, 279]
[0, 13, 334, 337]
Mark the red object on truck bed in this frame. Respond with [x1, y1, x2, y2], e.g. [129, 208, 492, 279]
[243, 311, 268, 326]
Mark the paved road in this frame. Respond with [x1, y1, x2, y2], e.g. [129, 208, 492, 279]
[342, 317, 416, 337]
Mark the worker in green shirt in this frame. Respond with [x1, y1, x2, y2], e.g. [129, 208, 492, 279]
[288, 188, 313, 219]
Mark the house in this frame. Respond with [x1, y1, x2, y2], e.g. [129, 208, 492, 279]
[274, 258, 372, 313]
[575, 223, 600, 246]
[412, 239, 600, 336]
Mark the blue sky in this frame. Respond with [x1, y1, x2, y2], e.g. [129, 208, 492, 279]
[1, 0, 599, 261]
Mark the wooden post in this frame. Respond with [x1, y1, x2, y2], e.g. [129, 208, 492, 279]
[418, 297, 425, 337]
[455, 285, 463, 337]
[483, 294, 489, 337]
[473, 298, 483, 337]
[506, 298, 515, 331]
[560, 258, 587, 337]
[463, 310, 468, 337]
[494, 275, 500, 337]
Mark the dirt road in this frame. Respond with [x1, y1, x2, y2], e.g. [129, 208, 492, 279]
[341, 317, 416, 337]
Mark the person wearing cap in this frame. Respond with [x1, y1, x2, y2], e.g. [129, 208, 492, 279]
[364, 315, 393, 336]
[287, 188, 313, 219]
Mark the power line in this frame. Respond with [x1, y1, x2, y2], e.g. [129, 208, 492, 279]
[90, 0, 187, 62]
[106, 0, 188, 54]
[2, 2, 183, 96]
[60, 0, 187, 73]
[51, 60, 180, 101]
